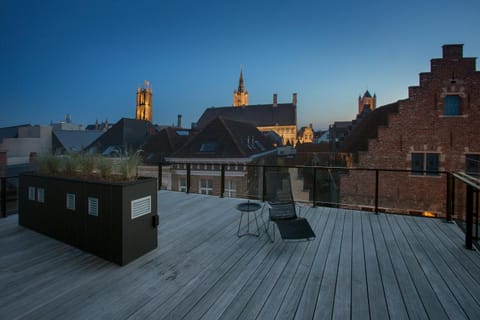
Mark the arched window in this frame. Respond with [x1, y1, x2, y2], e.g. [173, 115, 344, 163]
[444, 95, 461, 115]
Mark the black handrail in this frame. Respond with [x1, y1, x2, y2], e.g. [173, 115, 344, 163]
[157, 162, 448, 215]
[450, 172, 480, 249]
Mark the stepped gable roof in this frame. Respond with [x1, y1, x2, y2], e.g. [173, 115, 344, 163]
[52, 130, 103, 153]
[170, 117, 275, 159]
[340, 102, 399, 154]
[86, 118, 155, 154]
[196, 103, 296, 129]
[142, 127, 192, 163]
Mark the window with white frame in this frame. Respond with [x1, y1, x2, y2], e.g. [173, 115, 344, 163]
[225, 179, 236, 197]
[179, 177, 187, 192]
[199, 179, 213, 195]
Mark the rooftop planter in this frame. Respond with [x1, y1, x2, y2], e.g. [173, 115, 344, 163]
[19, 154, 158, 266]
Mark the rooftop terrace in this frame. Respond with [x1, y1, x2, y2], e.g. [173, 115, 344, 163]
[1, 191, 480, 319]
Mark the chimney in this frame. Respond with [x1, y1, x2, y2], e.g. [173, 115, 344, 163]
[442, 44, 463, 60]
[273, 93, 278, 107]
[177, 114, 182, 128]
[292, 93, 297, 106]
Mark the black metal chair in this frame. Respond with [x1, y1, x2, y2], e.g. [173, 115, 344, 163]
[263, 169, 316, 242]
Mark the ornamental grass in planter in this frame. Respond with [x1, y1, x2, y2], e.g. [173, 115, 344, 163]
[19, 152, 158, 266]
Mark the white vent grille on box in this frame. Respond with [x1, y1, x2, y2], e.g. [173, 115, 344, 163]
[66, 193, 76, 210]
[131, 196, 151, 219]
[37, 188, 45, 203]
[88, 197, 99, 216]
[28, 187, 36, 201]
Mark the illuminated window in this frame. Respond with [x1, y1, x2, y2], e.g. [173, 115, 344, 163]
[444, 95, 461, 115]
[199, 179, 213, 195]
[179, 178, 187, 192]
[200, 142, 217, 152]
[225, 180, 236, 197]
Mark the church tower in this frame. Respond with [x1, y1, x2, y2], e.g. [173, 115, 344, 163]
[358, 90, 376, 114]
[233, 68, 249, 107]
[136, 80, 153, 122]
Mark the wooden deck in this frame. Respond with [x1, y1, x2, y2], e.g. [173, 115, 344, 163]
[1, 191, 480, 319]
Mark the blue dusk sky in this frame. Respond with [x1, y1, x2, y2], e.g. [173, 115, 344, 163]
[1, 0, 479, 130]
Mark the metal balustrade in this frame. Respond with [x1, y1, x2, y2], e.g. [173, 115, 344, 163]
[4, 162, 479, 250]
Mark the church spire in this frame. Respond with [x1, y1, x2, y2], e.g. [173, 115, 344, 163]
[233, 67, 249, 107]
[238, 68, 245, 92]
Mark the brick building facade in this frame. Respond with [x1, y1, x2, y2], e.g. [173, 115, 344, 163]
[339, 44, 480, 216]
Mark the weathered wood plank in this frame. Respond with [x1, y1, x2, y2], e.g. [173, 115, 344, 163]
[350, 211, 369, 320]
[405, 216, 480, 317]
[274, 208, 332, 320]
[312, 209, 345, 320]
[385, 214, 449, 320]
[377, 214, 429, 320]
[1, 191, 480, 320]
[293, 207, 337, 320]
[362, 213, 389, 320]
[332, 209, 352, 320]
[255, 208, 327, 320]
[370, 214, 409, 319]
[395, 215, 469, 320]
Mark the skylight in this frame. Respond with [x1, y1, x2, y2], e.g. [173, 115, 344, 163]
[200, 142, 217, 152]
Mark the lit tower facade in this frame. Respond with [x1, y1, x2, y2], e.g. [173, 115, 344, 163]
[358, 90, 376, 114]
[136, 80, 153, 122]
[233, 69, 249, 107]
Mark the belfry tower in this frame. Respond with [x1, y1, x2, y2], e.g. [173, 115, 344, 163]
[136, 80, 153, 122]
[358, 90, 376, 114]
[233, 68, 249, 107]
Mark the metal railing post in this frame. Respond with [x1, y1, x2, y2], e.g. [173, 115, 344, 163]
[262, 166, 267, 202]
[446, 172, 452, 222]
[375, 169, 379, 214]
[157, 164, 162, 190]
[312, 167, 317, 207]
[466, 185, 474, 250]
[1, 177, 6, 218]
[220, 164, 225, 198]
[475, 190, 479, 241]
[186, 163, 191, 194]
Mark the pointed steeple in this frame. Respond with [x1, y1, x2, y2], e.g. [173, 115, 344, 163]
[233, 67, 249, 107]
[238, 67, 245, 93]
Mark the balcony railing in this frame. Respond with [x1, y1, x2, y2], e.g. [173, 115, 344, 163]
[3, 162, 479, 249]
[144, 162, 479, 248]
[148, 163, 450, 215]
